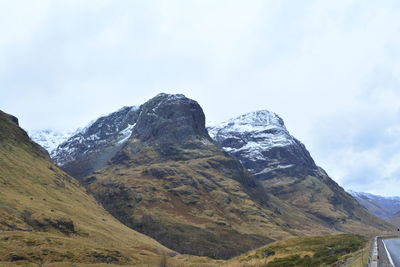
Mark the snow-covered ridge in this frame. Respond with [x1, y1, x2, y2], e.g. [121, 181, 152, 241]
[208, 110, 316, 176]
[52, 105, 139, 166]
[29, 129, 72, 155]
[208, 110, 295, 155]
[210, 110, 286, 131]
[348, 190, 400, 201]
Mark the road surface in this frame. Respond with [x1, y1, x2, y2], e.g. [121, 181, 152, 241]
[383, 238, 400, 267]
[376, 237, 392, 267]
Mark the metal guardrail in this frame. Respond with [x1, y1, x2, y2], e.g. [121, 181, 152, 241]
[368, 236, 378, 267]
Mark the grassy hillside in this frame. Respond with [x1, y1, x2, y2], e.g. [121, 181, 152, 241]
[258, 167, 393, 236]
[0, 110, 217, 266]
[226, 234, 367, 267]
[87, 139, 335, 259]
[389, 211, 400, 227]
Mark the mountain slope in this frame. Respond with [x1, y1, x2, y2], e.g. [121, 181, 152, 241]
[389, 211, 400, 227]
[209, 111, 392, 235]
[54, 94, 336, 259]
[0, 110, 181, 265]
[52, 106, 140, 180]
[348, 191, 400, 220]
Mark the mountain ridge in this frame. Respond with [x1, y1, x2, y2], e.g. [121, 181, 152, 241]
[45, 93, 392, 259]
[348, 190, 400, 220]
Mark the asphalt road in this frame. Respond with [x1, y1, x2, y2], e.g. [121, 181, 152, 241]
[383, 238, 400, 267]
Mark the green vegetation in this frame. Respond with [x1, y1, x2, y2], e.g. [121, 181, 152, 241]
[260, 170, 394, 236]
[226, 234, 367, 267]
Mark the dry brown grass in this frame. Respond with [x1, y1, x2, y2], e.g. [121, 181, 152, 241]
[88, 142, 337, 258]
[224, 234, 367, 267]
[0, 111, 219, 266]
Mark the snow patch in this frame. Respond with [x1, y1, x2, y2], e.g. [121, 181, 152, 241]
[117, 123, 136, 144]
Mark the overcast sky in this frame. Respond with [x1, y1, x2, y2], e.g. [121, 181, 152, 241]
[1, 0, 400, 196]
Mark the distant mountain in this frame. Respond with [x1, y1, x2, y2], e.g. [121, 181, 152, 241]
[348, 190, 400, 220]
[0, 110, 175, 265]
[51, 94, 392, 259]
[209, 110, 391, 234]
[29, 129, 72, 156]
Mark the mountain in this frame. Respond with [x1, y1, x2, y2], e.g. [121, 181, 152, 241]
[208, 110, 317, 179]
[349, 191, 400, 220]
[52, 106, 140, 180]
[53, 93, 340, 259]
[389, 211, 400, 227]
[208, 110, 392, 235]
[29, 129, 71, 156]
[0, 109, 192, 266]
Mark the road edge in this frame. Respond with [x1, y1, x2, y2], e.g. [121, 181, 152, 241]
[368, 236, 378, 267]
[369, 235, 399, 267]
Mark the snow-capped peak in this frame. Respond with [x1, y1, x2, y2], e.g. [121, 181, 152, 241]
[228, 110, 285, 128]
[348, 190, 400, 201]
[208, 110, 287, 138]
[208, 110, 292, 148]
[208, 110, 316, 176]
[29, 129, 72, 155]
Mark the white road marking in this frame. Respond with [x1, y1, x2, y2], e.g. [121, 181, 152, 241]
[383, 239, 395, 267]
